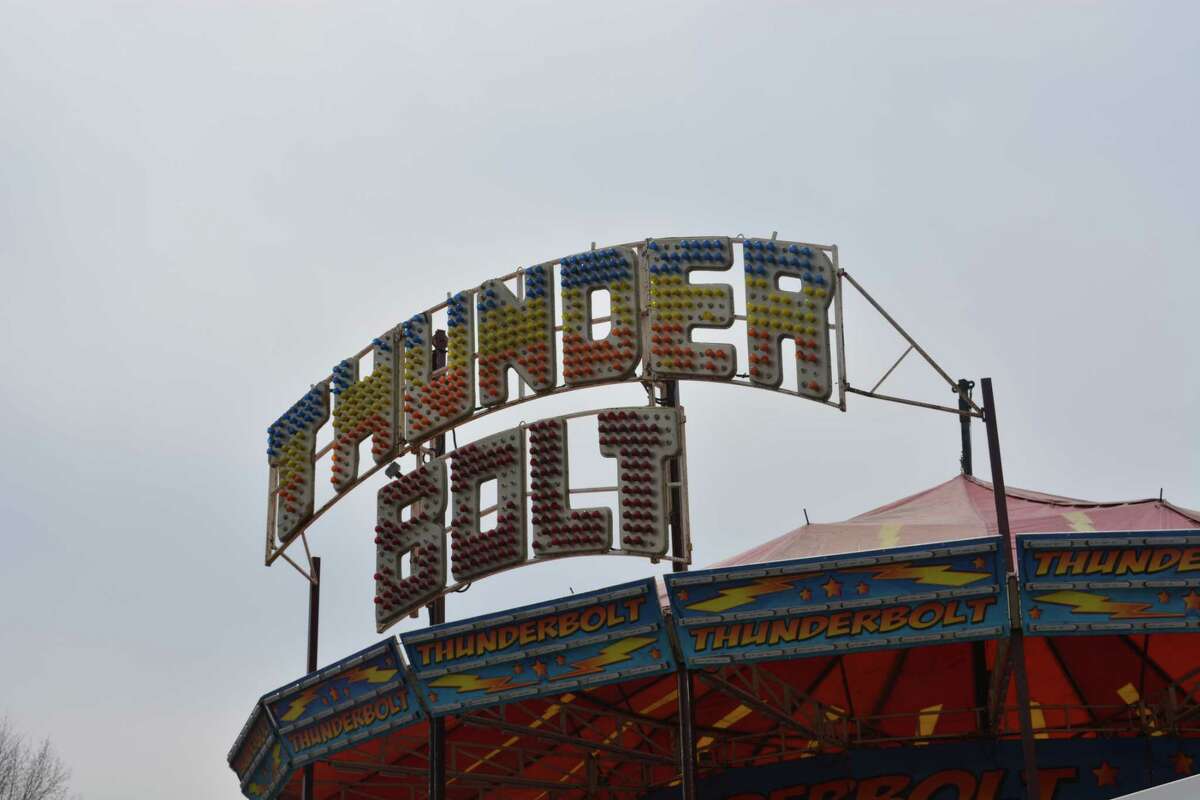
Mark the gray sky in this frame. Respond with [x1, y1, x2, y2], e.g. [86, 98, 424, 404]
[1, 2, 1197, 798]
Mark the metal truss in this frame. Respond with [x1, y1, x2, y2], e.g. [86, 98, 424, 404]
[324, 754, 603, 796]
[431, 692, 686, 798]
[460, 701, 677, 766]
[304, 696, 1191, 800]
[268, 627, 1200, 800]
[696, 663, 850, 751]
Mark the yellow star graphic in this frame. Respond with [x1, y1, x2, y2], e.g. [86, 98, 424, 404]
[856, 582, 870, 596]
[799, 587, 813, 601]
[822, 577, 842, 598]
[1159, 591, 1171, 604]
[1185, 591, 1200, 612]
[1029, 606, 1042, 620]
[972, 557, 986, 569]
[531, 661, 547, 678]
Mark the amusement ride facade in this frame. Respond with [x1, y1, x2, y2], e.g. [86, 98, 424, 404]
[230, 235, 1200, 799]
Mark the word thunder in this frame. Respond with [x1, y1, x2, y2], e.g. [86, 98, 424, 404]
[1030, 546, 1200, 577]
[266, 235, 837, 546]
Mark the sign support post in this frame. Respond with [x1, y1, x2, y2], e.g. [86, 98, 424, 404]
[427, 329, 448, 800]
[664, 380, 698, 800]
[961, 379, 991, 721]
[301, 556, 320, 800]
[958, 378, 974, 476]
[981, 378, 1040, 800]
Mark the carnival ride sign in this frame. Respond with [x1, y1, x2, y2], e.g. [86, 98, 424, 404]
[239, 736, 289, 800]
[260, 232, 852, 631]
[226, 639, 422, 799]
[1018, 529, 1200, 635]
[228, 707, 289, 800]
[400, 578, 675, 716]
[262, 639, 420, 766]
[665, 538, 1009, 667]
[226, 728, 286, 800]
[237, 227, 1200, 800]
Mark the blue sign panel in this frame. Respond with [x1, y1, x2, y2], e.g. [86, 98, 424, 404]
[262, 639, 421, 767]
[665, 538, 1008, 667]
[228, 707, 274, 784]
[642, 738, 1200, 800]
[227, 707, 290, 800]
[1018, 529, 1200, 636]
[240, 735, 290, 800]
[401, 578, 675, 716]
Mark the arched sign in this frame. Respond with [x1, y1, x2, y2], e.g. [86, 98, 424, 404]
[264, 234, 845, 629]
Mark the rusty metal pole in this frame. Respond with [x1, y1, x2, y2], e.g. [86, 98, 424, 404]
[301, 556, 321, 800]
[663, 380, 697, 800]
[981, 378, 1040, 800]
[428, 330, 448, 800]
[960, 379, 991, 723]
[958, 378, 974, 476]
[664, 380, 686, 572]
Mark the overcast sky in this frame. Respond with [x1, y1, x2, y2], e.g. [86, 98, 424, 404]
[1, 2, 1198, 799]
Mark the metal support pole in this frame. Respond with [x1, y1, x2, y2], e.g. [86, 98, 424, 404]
[663, 380, 697, 800]
[958, 379, 974, 476]
[428, 330, 448, 800]
[982, 378, 1039, 800]
[676, 664, 697, 799]
[301, 556, 320, 800]
[961, 377, 984, 714]
[664, 380, 687, 574]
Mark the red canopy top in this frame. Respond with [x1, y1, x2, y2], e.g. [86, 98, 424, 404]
[709, 474, 1200, 568]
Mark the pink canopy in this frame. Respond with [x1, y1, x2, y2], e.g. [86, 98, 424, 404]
[710, 474, 1200, 569]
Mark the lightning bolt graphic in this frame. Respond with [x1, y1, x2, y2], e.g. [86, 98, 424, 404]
[559, 636, 657, 680]
[846, 561, 989, 587]
[687, 577, 797, 612]
[430, 673, 531, 694]
[279, 686, 321, 723]
[1035, 590, 1184, 620]
[341, 666, 398, 685]
[279, 666, 399, 721]
[246, 744, 283, 796]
